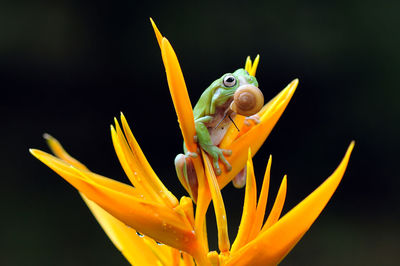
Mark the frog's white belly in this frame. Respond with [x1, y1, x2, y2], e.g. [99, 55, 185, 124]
[205, 102, 236, 146]
[208, 121, 231, 145]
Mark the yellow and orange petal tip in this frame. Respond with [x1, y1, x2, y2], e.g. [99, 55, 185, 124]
[249, 54, 260, 77]
[150, 17, 163, 48]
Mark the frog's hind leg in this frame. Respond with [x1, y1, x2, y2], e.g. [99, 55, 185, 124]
[174, 153, 198, 200]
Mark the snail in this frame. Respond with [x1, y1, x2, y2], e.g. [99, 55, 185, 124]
[229, 85, 264, 116]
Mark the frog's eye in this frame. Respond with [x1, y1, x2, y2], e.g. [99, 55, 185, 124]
[223, 75, 237, 87]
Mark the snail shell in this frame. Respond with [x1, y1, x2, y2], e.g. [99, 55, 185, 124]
[229, 85, 264, 116]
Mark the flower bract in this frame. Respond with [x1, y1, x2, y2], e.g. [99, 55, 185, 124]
[30, 18, 354, 266]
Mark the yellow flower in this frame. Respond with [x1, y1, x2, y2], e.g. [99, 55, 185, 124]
[30, 18, 354, 266]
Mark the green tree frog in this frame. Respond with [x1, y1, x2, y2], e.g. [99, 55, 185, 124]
[175, 68, 263, 197]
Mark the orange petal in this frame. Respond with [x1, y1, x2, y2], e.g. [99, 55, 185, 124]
[225, 141, 355, 266]
[178, 196, 195, 228]
[249, 54, 260, 77]
[141, 234, 175, 265]
[159, 34, 196, 153]
[261, 175, 287, 233]
[111, 123, 165, 205]
[151, 18, 196, 153]
[230, 148, 257, 254]
[82, 194, 164, 265]
[44, 133, 88, 170]
[192, 159, 210, 263]
[182, 252, 196, 266]
[120, 113, 179, 208]
[151, 19, 206, 203]
[150, 18, 163, 48]
[202, 150, 230, 253]
[171, 249, 182, 266]
[248, 155, 271, 241]
[218, 115, 245, 149]
[218, 79, 298, 189]
[30, 149, 197, 254]
[207, 251, 220, 266]
[43, 134, 144, 198]
[244, 56, 252, 73]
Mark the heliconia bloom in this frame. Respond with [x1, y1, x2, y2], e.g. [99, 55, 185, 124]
[30, 18, 354, 266]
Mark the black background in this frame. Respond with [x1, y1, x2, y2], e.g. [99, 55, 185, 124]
[1, 0, 399, 265]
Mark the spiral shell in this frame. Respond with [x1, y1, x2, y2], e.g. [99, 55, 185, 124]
[229, 85, 264, 116]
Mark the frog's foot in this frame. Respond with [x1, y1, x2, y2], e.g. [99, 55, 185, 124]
[174, 153, 198, 200]
[244, 114, 261, 126]
[204, 145, 232, 176]
[232, 166, 246, 188]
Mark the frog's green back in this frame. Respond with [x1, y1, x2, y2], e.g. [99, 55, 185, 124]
[193, 78, 221, 119]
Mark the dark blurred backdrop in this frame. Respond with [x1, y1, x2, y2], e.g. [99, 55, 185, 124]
[1, 0, 399, 265]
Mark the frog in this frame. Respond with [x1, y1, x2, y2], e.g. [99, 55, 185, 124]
[174, 68, 262, 198]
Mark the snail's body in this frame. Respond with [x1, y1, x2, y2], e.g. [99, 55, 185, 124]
[175, 68, 263, 199]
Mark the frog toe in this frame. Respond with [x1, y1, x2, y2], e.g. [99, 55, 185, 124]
[221, 149, 232, 156]
[212, 158, 222, 175]
[220, 154, 232, 172]
[215, 167, 222, 176]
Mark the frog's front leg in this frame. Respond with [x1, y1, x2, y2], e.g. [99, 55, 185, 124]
[195, 121, 232, 175]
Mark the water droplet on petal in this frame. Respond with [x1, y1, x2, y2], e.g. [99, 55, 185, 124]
[162, 222, 167, 230]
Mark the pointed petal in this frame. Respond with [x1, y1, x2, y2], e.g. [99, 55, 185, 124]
[182, 252, 196, 266]
[230, 149, 257, 254]
[218, 79, 298, 189]
[30, 149, 197, 253]
[42, 134, 147, 199]
[244, 56, 252, 73]
[43, 133, 88, 170]
[151, 19, 205, 202]
[160, 37, 196, 153]
[141, 236, 174, 266]
[150, 18, 163, 48]
[159, 36, 207, 202]
[81, 194, 163, 265]
[248, 155, 271, 241]
[260, 175, 287, 233]
[191, 161, 210, 263]
[171, 248, 181, 266]
[120, 113, 179, 208]
[202, 150, 230, 253]
[179, 196, 195, 228]
[225, 142, 355, 266]
[111, 123, 165, 205]
[249, 54, 260, 77]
